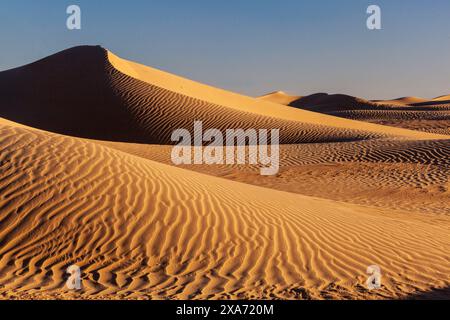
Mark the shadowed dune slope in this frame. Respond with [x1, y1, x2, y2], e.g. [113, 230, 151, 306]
[287, 93, 377, 112]
[0, 46, 144, 142]
[0, 46, 447, 144]
[0, 121, 449, 299]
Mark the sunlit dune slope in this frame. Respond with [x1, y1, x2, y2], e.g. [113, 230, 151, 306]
[0, 46, 447, 144]
[108, 50, 448, 141]
[433, 95, 450, 102]
[258, 91, 302, 105]
[373, 97, 429, 106]
[0, 121, 449, 299]
[97, 137, 450, 216]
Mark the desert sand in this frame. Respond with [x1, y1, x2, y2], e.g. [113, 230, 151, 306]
[0, 46, 449, 299]
[258, 91, 302, 105]
[262, 91, 450, 135]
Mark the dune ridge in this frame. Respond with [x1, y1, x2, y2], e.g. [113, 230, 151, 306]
[1, 46, 448, 145]
[0, 46, 449, 300]
[433, 95, 450, 102]
[373, 97, 429, 106]
[257, 91, 302, 105]
[108, 50, 449, 141]
[260, 91, 450, 135]
[97, 138, 450, 216]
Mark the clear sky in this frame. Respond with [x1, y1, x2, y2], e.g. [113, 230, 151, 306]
[1, 0, 449, 99]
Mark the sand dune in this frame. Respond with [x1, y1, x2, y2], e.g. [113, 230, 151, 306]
[98, 139, 450, 216]
[0, 46, 447, 144]
[0, 47, 449, 300]
[264, 92, 448, 108]
[262, 91, 450, 135]
[374, 95, 450, 106]
[287, 93, 375, 110]
[373, 97, 429, 106]
[0, 121, 449, 299]
[258, 91, 302, 105]
[433, 95, 450, 102]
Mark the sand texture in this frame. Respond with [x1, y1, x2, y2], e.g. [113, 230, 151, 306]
[0, 46, 449, 299]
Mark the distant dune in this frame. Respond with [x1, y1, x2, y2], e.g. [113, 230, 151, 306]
[0, 46, 449, 300]
[258, 91, 302, 105]
[261, 91, 450, 108]
[373, 97, 429, 106]
[260, 90, 450, 135]
[433, 95, 450, 102]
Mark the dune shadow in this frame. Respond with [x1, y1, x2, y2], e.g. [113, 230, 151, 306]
[402, 286, 450, 300]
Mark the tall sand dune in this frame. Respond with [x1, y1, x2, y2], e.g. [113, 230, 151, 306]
[0, 46, 447, 144]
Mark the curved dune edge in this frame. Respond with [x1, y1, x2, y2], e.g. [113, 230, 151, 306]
[374, 97, 429, 106]
[107, 50, 449, 140]
[258, 91, 302, 105]
[4, 116, 450, 217]
[3, 45, 438, 145]
[0, 46, 448, 143]
[433, 95, 450, 102]
[97, 139, 450, 216]
[259, 91, 448, 107]
[0, 121, 449, 299]
[257, 89, 450, 135]
[3, 116, 450, 217]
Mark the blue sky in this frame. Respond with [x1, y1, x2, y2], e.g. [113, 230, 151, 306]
[1, 0, 449, 99]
